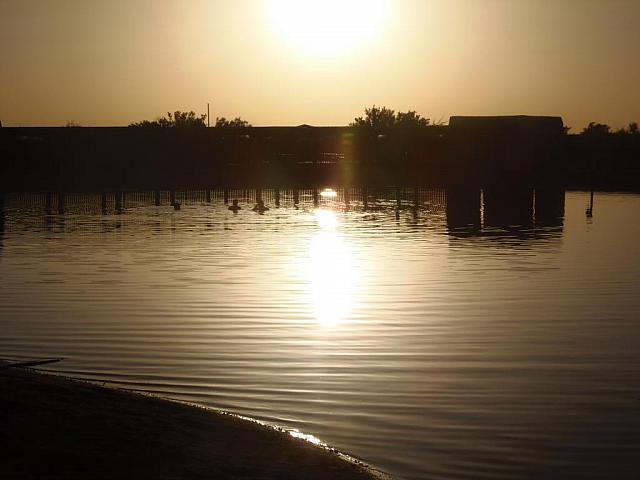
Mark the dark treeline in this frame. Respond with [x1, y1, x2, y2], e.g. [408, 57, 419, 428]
[129, 110, 252, 129]
[566, 122, 640, 189]
[1, 107, 639, 191]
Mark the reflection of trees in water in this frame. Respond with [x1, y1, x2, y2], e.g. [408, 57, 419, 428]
[1, 187, 563, 243]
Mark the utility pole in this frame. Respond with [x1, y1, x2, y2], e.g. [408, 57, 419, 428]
[207, 103, 210, 127]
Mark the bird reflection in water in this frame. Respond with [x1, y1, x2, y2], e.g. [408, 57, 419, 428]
[308, 209, 356, 327]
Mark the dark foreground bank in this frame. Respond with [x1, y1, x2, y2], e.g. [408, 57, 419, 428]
[0, 365, 388, 480]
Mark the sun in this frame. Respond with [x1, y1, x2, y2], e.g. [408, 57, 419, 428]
[270, 0, 387, 56]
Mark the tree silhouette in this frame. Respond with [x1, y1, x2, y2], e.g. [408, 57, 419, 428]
[351, 106, 396, 131]
[130, 111, 206, 128]
[396, 110, 430, 128]
[626, 122, 638, 135]
[350, 105, 430, 133]
[581, 122, 611, 136]
[215, 117, 251, 128]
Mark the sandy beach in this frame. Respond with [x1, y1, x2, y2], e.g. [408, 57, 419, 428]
[1, 363, 387, 479]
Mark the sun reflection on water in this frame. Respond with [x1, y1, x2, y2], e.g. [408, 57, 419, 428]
[308, 209, 356, 327]
[319, 188, 338, 199]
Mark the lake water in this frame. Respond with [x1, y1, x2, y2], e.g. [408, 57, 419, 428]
[1, 188, 639, 480]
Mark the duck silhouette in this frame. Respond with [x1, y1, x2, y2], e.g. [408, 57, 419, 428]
[228, 199, 242, 213]
[252, 200, 269, 214]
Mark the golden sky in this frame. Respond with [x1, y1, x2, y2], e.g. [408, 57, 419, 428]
[1, 0, 638, 129]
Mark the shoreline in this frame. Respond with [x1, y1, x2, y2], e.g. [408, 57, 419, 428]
[1, 363, 389, 479]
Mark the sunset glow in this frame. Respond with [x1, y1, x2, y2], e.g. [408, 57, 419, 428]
[1, 1, 638, 128]
[3, 0, 640, 478]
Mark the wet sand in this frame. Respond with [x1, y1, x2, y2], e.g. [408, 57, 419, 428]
[1, 364, 387, 479]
